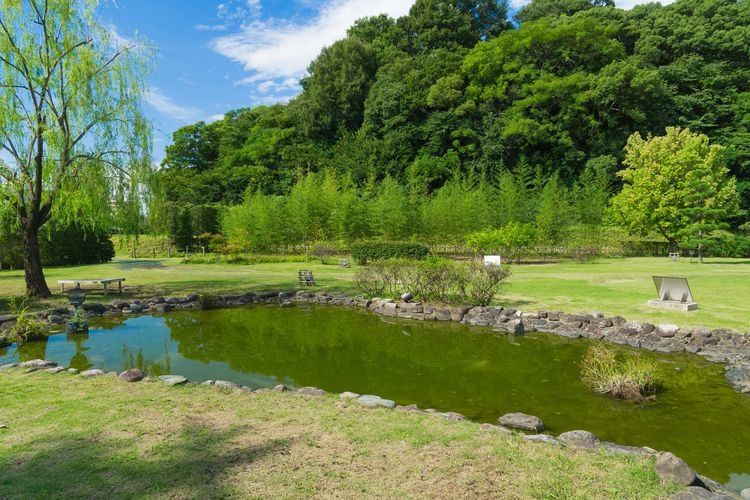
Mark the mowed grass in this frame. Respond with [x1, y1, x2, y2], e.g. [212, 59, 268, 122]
[503, 257, 750, 332]
[1, 256, 748, 331]
[0, 369, 677, 499]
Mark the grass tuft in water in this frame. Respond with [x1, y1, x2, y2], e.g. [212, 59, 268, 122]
[580, 344, 660, 402]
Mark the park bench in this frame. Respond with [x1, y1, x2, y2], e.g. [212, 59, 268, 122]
[58, 278, 125, 294]
[298, 270, 316, 287]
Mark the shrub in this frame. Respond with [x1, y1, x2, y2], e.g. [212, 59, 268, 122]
[6, 297, 47, 342]
[311, 242, 337, 264]
[350, 241, 429, 265]
[198, 293, 222, 310]
[182, 254, 309, 265]
[354, 258, 510, 305]
[580, 345, 660, 402]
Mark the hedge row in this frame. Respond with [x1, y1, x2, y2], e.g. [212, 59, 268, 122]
[350, 241, 429, 264]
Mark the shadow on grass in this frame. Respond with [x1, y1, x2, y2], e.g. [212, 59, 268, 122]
[0, 423, 290, 498]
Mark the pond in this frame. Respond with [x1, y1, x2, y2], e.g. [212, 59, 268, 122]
[1, 304, 749, 490]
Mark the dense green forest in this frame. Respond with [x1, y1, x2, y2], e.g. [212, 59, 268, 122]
[157, 0, 750, 257]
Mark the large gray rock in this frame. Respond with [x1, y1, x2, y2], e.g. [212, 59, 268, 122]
[726, 364, 750, 393]
[153, 303, 172, 313]
[479, 423, 512, 434]
[523, 434, 561, 445]
[158, 375, 188, 386]
[655, 452, 697, 486]
[657, 324, 680, 338]
[339, 391, 360, 399]
[358, 394, 396, 409]
[672, 487, 736, 499]
[296, 386, 326, 396]
[0, 363, 18, 370]
[118, 368, 145, 383]
[45, 366, 67, 374]
[498, 412, 544, 432]
[81, 369, 106, 378]
[740, 488, 750, 499]
[602, 442, 650, 456]
[18, 359, 56, 369]
[558, 430, 600, 449]
[214, 380, 242, 390]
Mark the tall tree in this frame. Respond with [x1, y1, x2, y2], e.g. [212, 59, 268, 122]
[610, 127, 739, 250]
[0, 0, 153, 297]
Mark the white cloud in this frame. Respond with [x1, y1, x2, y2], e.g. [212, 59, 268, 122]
[195, 24, 228, 32]
[210, 0, 415, 80]
[105, 24, 135, 49]
[207, 113, 226, 123]
[144, 87, 203, 123]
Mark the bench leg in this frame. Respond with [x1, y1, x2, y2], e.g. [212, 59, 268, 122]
[119, 281, 122, 294]
[60, 283, 64, 293]
[104, 283, 108, 295]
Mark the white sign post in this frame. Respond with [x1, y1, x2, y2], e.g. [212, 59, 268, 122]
[483, 255, 502, 267]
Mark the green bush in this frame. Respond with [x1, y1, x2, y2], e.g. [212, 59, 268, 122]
[354, 258, 509, 305]
[182, 254, 309, 265]
[350, 241, 429, 265]
[5, 296, 47, 343]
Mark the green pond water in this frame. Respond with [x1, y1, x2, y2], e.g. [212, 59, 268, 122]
[1, 304, 748, 489]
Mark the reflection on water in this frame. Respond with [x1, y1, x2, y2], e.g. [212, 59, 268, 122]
[121, 342, 171, 376]
[1, 304, 749, 490]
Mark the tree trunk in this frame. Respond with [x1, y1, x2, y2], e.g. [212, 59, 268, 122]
[22, 221, 52, 298]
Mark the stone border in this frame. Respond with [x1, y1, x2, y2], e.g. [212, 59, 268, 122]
[0, 359, 744, 499]
[1, 290, 748, 393]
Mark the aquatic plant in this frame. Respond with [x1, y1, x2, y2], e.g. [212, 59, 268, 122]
[580, 344, 660, 402]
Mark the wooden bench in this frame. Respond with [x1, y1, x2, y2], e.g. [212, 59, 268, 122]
[58, 278, 125, 294]
[298, 270, 316, 287]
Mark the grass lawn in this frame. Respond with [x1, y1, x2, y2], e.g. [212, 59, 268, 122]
[1, 256, 748, 332]
[0, 369, 677, 498]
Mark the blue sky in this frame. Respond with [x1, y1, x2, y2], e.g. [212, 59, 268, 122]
[100, 0, 674, 163]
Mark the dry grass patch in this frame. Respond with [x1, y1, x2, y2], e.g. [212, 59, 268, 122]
[0, 369, 679, 498]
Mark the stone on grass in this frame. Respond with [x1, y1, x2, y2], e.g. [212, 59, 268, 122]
[523, 434, 561, 445]
[0, 423, 7, 429]
[67, 368, 79, 374]
[657, 324, 680, 337]
[655, 452, 697, 486]
[158, 375, 188, 386]
[214, 380, 242, 390]
[296, 386, 326, 396]
[558, 430, 600, 449]
[0, 363, 17, 370]
[602, 442, 649, 456]
[45, 366, 67, 374]
[19, 359, 56, 369]
[741, 488, 750, 500]
[436, 411, 466, 421]
[200, 380, 215, 386]
[498, 412, 544, 432]
[81, 369, 106, 378]
[339, 391, 360, 399]
[273, 384, 289, 392]
[479, 423, 512, 434]
[357, 394, 396, 409]
[153, 303, 171, 313]
[671, 487, 735, 499]
[118, 368, 145, 383]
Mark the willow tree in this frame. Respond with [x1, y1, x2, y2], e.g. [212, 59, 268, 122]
[0, 0, 153, 297]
